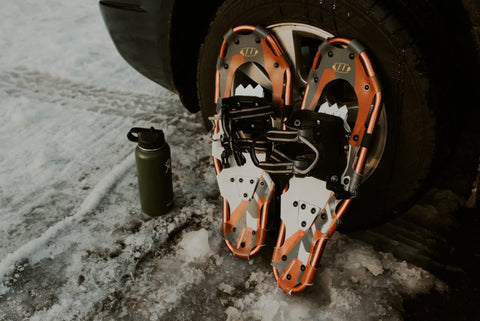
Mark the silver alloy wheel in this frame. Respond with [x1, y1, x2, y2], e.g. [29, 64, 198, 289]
[238, 22, 387, 181]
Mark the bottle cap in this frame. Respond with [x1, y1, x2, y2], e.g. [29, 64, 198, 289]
[128, 127, 166, 150]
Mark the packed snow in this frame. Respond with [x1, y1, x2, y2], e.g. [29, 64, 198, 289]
[0, 1, 453, 320]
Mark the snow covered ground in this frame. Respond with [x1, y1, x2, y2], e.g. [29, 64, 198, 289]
[0, 1, 458, 320]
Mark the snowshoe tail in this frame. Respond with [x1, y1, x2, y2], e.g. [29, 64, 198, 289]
[212, 25, 292, 258]
[271, 38, 382, 293]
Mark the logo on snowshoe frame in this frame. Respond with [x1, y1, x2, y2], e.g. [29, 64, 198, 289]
[240, 47, 259, 57]
[332, 62, 351, 73]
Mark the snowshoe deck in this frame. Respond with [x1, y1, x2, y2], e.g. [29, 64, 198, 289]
[212, 25, 292, 258]
[270, 38, 383, 293]
[212, 27, 382, 292]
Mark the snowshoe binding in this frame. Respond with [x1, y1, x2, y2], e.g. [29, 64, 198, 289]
[265, 38, 383, 293]
[211, 25, 292, 258]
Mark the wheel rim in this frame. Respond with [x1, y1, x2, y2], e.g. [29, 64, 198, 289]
[235, 22, 387, 181]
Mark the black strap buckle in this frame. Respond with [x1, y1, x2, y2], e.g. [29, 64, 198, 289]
[250, 129, 320, 176]
[219, 96, 275, 167]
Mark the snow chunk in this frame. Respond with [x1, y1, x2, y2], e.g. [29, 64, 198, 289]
[381, 252, 445, 296]
[257, 299, 280, 321]
[177, 228, 211, 262]
[225, 306, 242, 321]
[350, 249, 384, 276]
[218, 282, 235, 295]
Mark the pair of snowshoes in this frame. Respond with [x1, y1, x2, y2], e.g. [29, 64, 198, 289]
[211, 25, 382, 294]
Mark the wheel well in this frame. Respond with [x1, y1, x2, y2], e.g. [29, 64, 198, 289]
[170, 0, 224, 113]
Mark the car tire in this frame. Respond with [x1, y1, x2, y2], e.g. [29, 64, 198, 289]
[196, 0, 478, 229]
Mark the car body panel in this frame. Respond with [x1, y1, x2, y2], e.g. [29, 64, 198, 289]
[100, 0, 222, 113]
[99, 0, 176, 92]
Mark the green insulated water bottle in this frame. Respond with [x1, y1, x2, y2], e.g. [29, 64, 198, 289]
[128, 127, 173, 216]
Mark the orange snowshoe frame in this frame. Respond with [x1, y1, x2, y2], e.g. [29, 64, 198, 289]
[212, 25, 292, 258]
[211, 25, 382, 293]
[272, 37, 382, 293]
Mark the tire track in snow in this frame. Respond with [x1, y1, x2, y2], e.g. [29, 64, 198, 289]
[0, 64, 216, 316]
[0, 100, 133, 258]
[0, 66, 207, 159]
[0, 67, 182, 122]
[0, 154, 135, 295]
[0, 65, 206, 259]
[0, 149, 217, 320]
[0, 66, 207, 151]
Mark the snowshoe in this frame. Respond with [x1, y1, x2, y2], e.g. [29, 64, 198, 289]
[211, 25, 292, 258]
[265, 38, 383, 293]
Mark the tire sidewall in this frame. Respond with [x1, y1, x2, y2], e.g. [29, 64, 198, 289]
[198, 0, 434, 229]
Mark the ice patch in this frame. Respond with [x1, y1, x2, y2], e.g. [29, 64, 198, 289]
[177, 228, 211, 262]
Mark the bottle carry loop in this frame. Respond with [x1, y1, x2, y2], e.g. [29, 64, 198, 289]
[126, 127, 143, 142]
